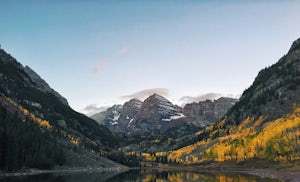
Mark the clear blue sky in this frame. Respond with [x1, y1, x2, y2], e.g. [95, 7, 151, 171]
[1, 0, 300, 115]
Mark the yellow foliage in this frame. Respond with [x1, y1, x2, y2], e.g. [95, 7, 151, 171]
[238, 117, 253, 130]
[68, 134, 80, 145]
[253, 116, 265, 129]
[141, 153, 155, 161]
[127, 151, 136, 155]
[0, 93, 52, 130]
[168, 173, 184, 182]
[168, 107, 300, 163]
[23, 108, 29, 116]
[155, 152, 166, 157]
[143, 175, 155, 182]
[29, 113, 52, 129]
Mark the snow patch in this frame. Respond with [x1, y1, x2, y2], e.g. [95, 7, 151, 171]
[162, 113, 185, 121]
[129, 118, 134, 124]
[127, 118, 134, 128]
[111, 121, 119, 125]
[112, 113, 120, 121]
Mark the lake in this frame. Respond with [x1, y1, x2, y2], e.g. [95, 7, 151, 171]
[0, 169, 283, 182]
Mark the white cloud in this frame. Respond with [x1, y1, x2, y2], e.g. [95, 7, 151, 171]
[81, 104, 109, 116]
[120, 88, 169, 101]
[178, 93, 240, 106]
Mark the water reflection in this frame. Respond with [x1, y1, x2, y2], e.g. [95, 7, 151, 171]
[0, 170, 282, 182]
[0, 171, 117, 182]
[107, 169, 281, 182]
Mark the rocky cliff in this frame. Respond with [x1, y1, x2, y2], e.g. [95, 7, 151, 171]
[183, 97, 238, 127]
[126, 94, 184, 135]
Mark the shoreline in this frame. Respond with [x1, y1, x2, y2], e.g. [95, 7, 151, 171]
[1, 166, 300, 181]
[238, 169, 300, 181]
[0, 166, 128, 177]
[139, 166, 300, 181]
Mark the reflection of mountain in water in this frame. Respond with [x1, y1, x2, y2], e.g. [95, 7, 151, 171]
[0, 170, 281, 182]
[0, 171, 120, 182]
[107, 170, 280, 182]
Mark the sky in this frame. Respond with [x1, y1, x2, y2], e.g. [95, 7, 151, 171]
[0, 0, 300, 115]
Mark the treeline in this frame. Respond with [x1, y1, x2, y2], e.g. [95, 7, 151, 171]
[0, 106, 66, 171]
[106, 151, 140, 167]
[168, 108, 300, 164]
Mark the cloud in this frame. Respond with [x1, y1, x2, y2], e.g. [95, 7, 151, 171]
[91, 60, 107, 74]
[81, 104, 109, 116]
[178, 93, 240, 106]
[90, 46, 128, 74]
[120, 88, 169, 101]
[117, 47, 129, 55]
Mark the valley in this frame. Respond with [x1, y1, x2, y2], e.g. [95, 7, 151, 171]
[0, 32, 299, 182]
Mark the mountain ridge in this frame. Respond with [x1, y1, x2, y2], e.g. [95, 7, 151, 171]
[167, 37, 300, 164]
[92, 94, 237, 135]
[0, 48, 124, 170]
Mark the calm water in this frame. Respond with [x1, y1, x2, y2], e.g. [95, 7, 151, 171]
[0, 169, 283, 182]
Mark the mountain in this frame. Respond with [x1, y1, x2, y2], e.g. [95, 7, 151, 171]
[183, 97, 238, 127]
[0, 48, 123, 171]
[167, 38, 300, 164]
[93, 94, 237, 136]
[92, 94, 190, 137]
[92, 94, 237, 153]
[127, 94, 184, 135]
[92, 104, 123, 130]
[91, 99, 143, 134]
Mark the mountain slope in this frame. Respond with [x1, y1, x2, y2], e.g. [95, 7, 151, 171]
[127, 94, 184, 135]
[183, 97, 238, 127]
[91, 99, 143, 134]
[0, 48, 122, 170]
[0, 48, 118, 148]
[167, 38, 300, 164]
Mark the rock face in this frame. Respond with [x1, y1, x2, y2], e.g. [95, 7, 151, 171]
[92, 94, 237, 136]
[118, 99, 142, 130]
[24, 66, 68, 106]
[91, 99, 143, 133]
[128, 94, 184, 135]
[214, 97, 238, 118]
[183, 97, 238, 127]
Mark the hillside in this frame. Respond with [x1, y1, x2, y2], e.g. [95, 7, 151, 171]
[0, 48, 123, 171]
[167, 38, 300, 164]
